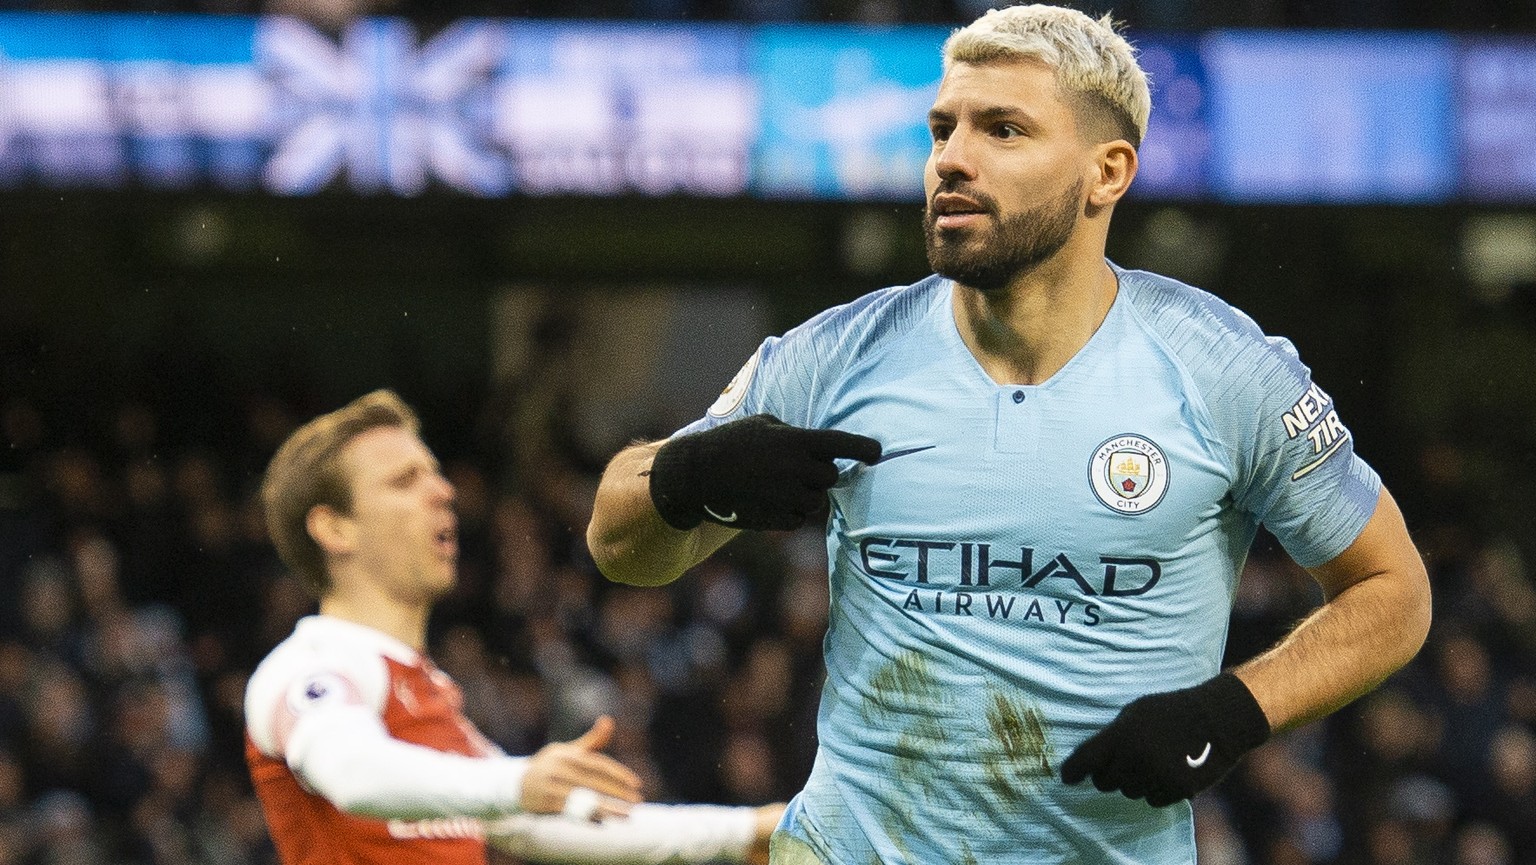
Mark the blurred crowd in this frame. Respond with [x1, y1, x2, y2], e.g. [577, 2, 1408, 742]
[0, 345, 1534, 865]
[0, 0, 1533, 33]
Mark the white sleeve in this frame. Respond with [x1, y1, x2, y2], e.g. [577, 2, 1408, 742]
[286, 703, 530, 820]
[486, 803, 758, 865]
[245, 643, 528, 821]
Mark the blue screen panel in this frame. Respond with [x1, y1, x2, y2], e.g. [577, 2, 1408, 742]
[498, 21, 753, 197]
[1457, 38, 1536, 201]
[1132, 36, 1210, 199]
[753, 24, 947, 201]
[1203, 31, 1455, 203]
[0, 12, 265, 189]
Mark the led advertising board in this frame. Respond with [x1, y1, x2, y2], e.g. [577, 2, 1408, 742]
[0, 14, 1528, 202]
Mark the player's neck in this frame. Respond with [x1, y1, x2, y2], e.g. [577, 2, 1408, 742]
[952, 253, 1117, 386]
[319, 581, 432, 652]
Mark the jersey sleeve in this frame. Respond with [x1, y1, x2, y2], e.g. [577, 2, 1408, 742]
[1226, 334, 1381, 568]
[486, 803, 760, 865]
[244, 639, 391, 760]
[1123, 269, 1380, 569]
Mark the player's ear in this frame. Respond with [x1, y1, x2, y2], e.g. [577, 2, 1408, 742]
[1087, 140, 1137, 210]
[307, 504, 358, 556]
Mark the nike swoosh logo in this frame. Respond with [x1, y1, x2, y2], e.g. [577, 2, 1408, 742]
[1185, 742, 1212, 769]
[876, 445, 936, 464]
[702, 504, 738, 523]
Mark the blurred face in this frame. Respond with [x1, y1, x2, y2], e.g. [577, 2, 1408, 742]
[335, 425, 458, 604]
[924, 60, 1091, 292]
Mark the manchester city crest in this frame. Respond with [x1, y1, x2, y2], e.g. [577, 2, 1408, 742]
[1089, 434, 1170, 514]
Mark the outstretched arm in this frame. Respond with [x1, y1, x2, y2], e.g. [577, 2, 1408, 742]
[1233, 485, 1432, 730]
[288, 712, 641, 821]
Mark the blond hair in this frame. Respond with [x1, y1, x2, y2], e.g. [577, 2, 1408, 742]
[261, 389, 419, 596]
[943, 4, 1150, 147]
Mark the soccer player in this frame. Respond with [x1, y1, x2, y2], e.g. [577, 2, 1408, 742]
[246, 389, 783, 865]
[585, 6, 1431, 864]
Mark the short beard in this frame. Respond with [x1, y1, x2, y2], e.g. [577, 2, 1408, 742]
[924, 178, 1084, 293]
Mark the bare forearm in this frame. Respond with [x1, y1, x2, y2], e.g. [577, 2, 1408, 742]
[1234, 576, 1426, 730]
[586, 442, 734, 586]
[1234, 492, 1431, 731]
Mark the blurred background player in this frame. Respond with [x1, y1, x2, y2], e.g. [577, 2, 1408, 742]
[587, 5, 1430, 864]
[246, 389, 781, 864]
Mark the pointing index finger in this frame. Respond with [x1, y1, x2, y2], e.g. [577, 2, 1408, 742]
[801, 428, 882, 465]
[1060, 733, 1113, 786]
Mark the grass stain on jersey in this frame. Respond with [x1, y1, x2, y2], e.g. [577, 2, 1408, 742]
[892, 715, 950, 802]
[875, 796, 921, 865]
[863, 651, 946, 799]
[863, 650, 941, 721]
[982, 692, 1054, 804]
[865, 649, 949, 856]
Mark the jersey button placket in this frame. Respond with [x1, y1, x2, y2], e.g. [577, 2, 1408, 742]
[994, 387, 1037, 455]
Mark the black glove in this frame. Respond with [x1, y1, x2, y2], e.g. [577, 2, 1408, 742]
[649, 413, 882, 531]
[1060, 672, 1270, 807]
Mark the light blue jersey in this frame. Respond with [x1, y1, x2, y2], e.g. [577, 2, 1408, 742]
[680, 264, 1380, 864]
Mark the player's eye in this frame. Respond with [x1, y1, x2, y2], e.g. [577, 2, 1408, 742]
[995, 123, 1024, 140]
[929, 124, 952, 144]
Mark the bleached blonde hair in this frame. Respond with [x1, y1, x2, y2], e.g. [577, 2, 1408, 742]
[943, 4, 1151, 147]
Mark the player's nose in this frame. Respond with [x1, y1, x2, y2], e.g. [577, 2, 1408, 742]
[429, 471, 456, 506]
[933, 126, 978, 182]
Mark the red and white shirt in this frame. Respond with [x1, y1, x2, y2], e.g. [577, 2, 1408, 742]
[245, 616, 525, 865]
[244, 616, 761, 865]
